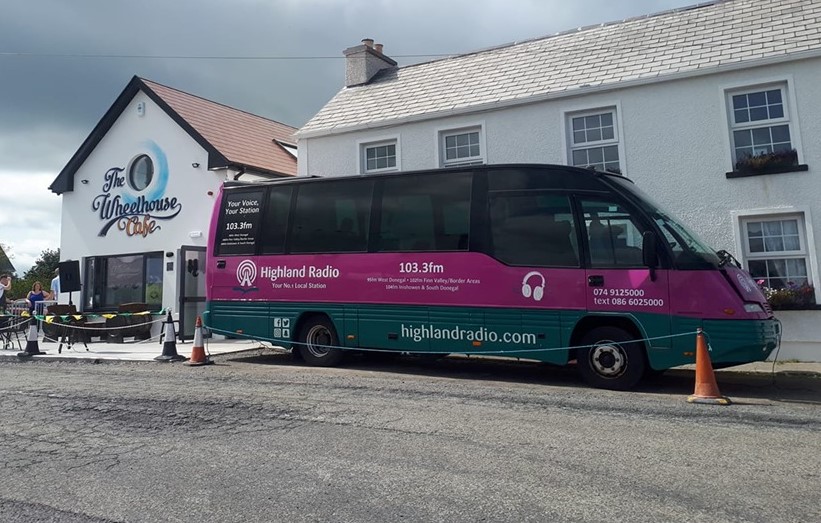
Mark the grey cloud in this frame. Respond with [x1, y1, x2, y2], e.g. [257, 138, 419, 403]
[0, 0, 692, 272]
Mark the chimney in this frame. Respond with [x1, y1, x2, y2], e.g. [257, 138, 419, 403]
[344, 38, 397, 87]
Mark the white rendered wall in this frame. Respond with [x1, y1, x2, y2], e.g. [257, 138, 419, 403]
[59, 91, 226, 313]
[300, 58, 821, 360]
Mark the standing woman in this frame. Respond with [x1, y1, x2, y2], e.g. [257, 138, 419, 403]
[26, 281, 50, 315]
[0, 274, 11, 313]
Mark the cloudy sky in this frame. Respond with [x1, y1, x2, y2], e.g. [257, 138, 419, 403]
[0, 0, 696, 274]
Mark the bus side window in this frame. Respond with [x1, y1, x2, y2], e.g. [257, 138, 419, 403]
[217, 189, 266, 256]
[581, 200, 644, 268]
[260, 186, 293, 254]
[378, 173, 471, 252]
[290, 179, 372, 253]
[379, 194, 435, 251]
[489, 193, 579, 267]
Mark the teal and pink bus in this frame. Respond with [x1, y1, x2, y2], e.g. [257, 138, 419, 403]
[205, 164, 779, 390]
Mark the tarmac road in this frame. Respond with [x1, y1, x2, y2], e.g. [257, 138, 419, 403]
[0, 351, 819, 523]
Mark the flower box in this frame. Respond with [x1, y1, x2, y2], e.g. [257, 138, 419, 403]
[758, 280, 818, 310]
[726, 149, 808, 178]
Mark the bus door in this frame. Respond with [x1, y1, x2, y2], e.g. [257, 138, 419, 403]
[579, 198, 671, 342]
[486, 190, 586, 362]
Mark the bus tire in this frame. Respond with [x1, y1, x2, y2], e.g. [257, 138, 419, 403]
[577, 326, 646, 391]
[297, 317, 344, 367]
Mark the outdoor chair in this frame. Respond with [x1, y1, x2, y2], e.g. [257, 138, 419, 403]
[0, 314, 25, 351]
[44, 304, 88, 353]
[105, 302, 153, 343]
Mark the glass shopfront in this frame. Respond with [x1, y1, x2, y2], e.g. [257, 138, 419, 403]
[84, 252, 163, 311]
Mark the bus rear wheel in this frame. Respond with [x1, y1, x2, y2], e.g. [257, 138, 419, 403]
[577, 326, 645, 391]
[298, 317, 344, 367]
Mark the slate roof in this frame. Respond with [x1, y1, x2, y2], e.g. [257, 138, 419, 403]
[51, 76, 297, 194]
[299, 0, 821, 137]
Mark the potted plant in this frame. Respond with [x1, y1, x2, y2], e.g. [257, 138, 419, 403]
[735, 149, 799, 174]
[757, 280, 816, 310]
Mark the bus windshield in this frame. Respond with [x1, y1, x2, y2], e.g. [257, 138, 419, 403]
[607, 177, 720, 269]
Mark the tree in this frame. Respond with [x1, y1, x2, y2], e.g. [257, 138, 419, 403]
[23, 248, 61, 283]
[8, 248, 62, 299]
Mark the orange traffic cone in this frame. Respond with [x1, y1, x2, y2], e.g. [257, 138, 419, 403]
[687, 328, 731, 405]
[187, 316, 213, 366]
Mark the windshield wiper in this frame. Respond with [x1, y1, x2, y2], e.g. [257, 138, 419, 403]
[716, 249, 741, 268]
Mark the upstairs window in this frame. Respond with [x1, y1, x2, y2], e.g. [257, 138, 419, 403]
[440, 127, 484, 167]
[362, 140, 398, 173]
[727, 84, 801, 175]
[731, 88, 789, 160]
[568, 109, 621, 174]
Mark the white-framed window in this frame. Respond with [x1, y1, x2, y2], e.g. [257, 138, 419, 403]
[727, 84, 794, 165]
[741, 214, 811, 290]
[360, 139, 398, 173]
[439, 127, 485, 167]
[567, 108, 621, 174]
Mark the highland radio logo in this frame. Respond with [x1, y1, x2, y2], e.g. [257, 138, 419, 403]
[233, 259, 259, 294]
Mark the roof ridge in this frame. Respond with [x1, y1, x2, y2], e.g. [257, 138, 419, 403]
[138, 77, 298, 132]
[395, 0, 728, 72]
[305, 0, 818, 137]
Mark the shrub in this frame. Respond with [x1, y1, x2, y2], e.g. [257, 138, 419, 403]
[757, 280, 816, 310]
[735, 149, 798, 174]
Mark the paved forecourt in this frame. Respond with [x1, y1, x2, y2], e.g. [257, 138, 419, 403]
[0, 328, 271, 362]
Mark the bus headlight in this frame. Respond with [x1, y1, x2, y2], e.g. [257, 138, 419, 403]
[743, 303, 764, 313]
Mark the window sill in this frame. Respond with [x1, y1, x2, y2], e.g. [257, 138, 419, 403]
[726, 164, 809, 179]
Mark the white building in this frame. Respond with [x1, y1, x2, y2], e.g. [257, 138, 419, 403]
[297, 0, 821, 361]
[50, 76, 297, 338]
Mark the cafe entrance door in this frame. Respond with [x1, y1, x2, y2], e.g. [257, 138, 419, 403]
[178, 246, 206, 341]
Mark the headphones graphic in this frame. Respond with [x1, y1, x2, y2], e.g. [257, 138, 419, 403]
[521, 271, 546, 301]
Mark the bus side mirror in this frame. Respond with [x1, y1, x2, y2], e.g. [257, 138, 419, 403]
[642, 231, 658, 281]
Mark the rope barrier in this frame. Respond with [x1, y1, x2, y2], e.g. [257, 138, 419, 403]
[1, 310, 166, 320]
[0, 311, 167, 333]
[0, 317, 33, 333]
[34, 317, 167, 333]
[204, 325, 700, 356]
[48, 330, 166, 349]
[1, 313, 167, 347]
[34, 310, 167, 321]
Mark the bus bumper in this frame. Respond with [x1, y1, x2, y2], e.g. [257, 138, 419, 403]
[701, 317, 780, 366]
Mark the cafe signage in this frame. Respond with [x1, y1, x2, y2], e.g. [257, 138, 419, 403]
[92, 141, 182, 237]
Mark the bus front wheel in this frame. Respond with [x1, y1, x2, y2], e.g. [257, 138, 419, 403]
[298, 317, 344, 367]
[577, 326, 646, 391]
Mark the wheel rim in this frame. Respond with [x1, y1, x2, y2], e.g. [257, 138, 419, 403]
[305, 325, 333, 358]
[588, 339, 628, 379]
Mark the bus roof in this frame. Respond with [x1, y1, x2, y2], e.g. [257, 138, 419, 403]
[222, 163, 633, 189]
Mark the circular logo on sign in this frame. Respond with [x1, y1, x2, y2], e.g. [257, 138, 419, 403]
[236, 259, 257, 287]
